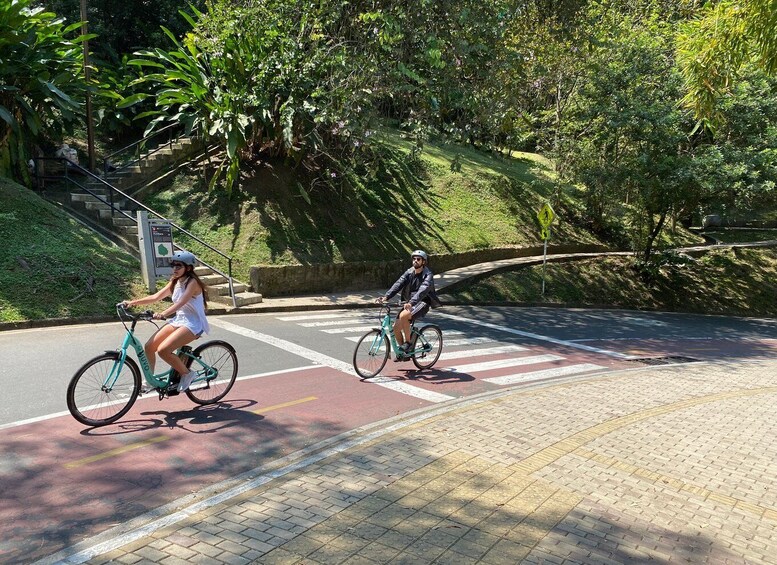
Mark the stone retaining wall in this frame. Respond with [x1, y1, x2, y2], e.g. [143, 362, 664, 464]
[250, 244, 611, 297]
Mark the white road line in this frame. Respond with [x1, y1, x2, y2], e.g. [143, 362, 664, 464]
[484, 363, 606, 385]
[344, 330, 466, 343]
[444, 337, 496, 347]
[209, 319, 453, 404]
[448, 354, 564, 373]
[322, 325, 379, 334]
[300, 319, 372, 327]
[438, 345, 528, 361]
[436, 312, 633, 359]
[276, 312, 362, 321]
[0, 365, 321, 432]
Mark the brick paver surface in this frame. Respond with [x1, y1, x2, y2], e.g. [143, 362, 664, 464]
[78, 360, 777, 564]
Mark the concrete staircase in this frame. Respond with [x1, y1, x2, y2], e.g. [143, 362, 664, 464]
[196, 267, 263, 308]
[61, 138, 262, 308]
[103, 137, 200, 194]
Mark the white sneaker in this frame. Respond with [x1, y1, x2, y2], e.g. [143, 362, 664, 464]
[177, 370, 197, 392]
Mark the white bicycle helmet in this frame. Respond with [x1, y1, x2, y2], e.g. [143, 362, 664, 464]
[411, 250, 428, 263]
[171, 250, 196, 266]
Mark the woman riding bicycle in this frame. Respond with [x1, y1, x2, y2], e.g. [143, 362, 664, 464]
[121, 250, 209, 392]
[378, 250, 441, 355]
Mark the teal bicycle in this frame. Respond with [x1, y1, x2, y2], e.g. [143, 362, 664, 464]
[352, 302, 443, 378]
[66, 304, 238, 427]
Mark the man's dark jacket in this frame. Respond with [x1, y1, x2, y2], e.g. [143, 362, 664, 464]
[385, 266, 441, 308]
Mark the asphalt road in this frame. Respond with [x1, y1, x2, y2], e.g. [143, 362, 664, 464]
[2, 305, 777, 563]
[3, 305, 777, 427]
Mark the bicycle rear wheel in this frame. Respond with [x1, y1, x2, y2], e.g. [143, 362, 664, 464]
[412, 325, 443, 370]
[185, 340, 238, 405]
[67, 352, 141, 427]
[353, 330, 390, 378]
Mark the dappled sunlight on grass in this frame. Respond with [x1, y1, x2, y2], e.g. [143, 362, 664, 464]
[143, 129, 610, 277]
[448, 249, 777, 317]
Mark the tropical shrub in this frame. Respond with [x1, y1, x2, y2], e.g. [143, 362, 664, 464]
[0, 0, 89, 183]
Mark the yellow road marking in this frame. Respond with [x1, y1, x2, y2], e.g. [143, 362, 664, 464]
[253, 396, 317, 415]
[64, 435, 170, 469]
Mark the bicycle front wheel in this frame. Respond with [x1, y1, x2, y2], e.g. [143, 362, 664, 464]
[353, 329, 390, 378]
[185, 340, 238, 405]
[412, 325, 443, 370]
[67, 352, 141, 427]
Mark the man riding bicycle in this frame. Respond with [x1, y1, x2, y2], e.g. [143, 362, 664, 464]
[378, 250, 441, 356]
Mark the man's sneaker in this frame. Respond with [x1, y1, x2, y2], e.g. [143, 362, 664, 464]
[394, 342, 411, 362]
[177, 370, 197, 392]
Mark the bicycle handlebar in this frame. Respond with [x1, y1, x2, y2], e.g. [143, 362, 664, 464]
[374, 300, 408, 315]
[115, 303, 155, 321]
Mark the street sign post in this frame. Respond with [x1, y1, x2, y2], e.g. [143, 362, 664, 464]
[537, 203, 556, 297]
[137, 211, 174, 292]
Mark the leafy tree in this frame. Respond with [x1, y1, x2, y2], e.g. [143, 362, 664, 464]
[124, 1, 376, 195]
[690, 66, 777, 219]
[677, 0, 777, 124]
[558, 13, 697, 259]
[40, 0, 206, 63]
[0, 0, 89, 183]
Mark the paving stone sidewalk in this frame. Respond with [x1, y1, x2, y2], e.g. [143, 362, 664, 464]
[64, 360, 777, 564]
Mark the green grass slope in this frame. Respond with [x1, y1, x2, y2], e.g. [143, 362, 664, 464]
[446, 248, 777, 317]
[0, 130, 709, 322]
[144, 132, 616, 281]
[0, 178, 143, 322]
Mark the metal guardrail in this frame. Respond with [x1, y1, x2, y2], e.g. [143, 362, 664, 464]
[103, 123, 185, 175]
[32, 156, 237, 307]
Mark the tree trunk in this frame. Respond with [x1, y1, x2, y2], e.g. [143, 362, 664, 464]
[643, 210, 668, 262]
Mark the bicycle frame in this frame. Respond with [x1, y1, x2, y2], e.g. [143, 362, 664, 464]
[368, 305, 428, 358]
[104, 311, 215, 393]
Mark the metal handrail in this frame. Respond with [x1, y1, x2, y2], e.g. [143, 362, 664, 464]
[33, 156, 237, 307]
[103, 123, 185, 175]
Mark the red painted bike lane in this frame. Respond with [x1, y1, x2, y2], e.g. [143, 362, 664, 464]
[1, 338, 630, 563]
[0, 366, 427, 564]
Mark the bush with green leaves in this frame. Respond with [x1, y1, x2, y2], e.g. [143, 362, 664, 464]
[0, 0, 89, 182]
[120, 0, 520, 195]
[122, 2, 373, 194]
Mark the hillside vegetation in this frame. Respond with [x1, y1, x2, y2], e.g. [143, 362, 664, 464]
[0, 178, 142, 322]
[446, 247, 777, 318]
[2, 131, 712, 323]
[145, 133, 703, 282]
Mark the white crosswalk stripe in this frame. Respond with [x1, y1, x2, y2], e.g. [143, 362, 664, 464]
[276, 312, 366, 321]
[483, 363, 605, 385]
[322, 326, 381, 334]
[299, 319, 372, 327]
[345, 330, 466, 343]
[447, 354, 564, 373]
[438, 345, 527, 361]
[443, 337, 497, 347]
